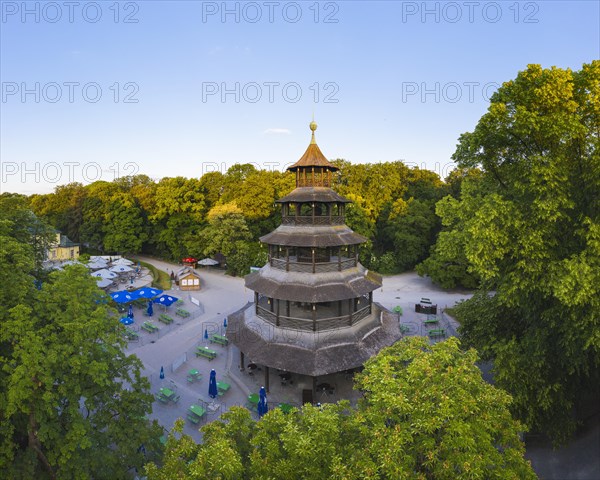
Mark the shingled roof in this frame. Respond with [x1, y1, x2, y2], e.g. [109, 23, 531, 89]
[286, 121, 338, 172]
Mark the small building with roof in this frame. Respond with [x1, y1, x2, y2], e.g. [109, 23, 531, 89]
[227, 121, 402, 397]
[47, 232, 80, 261]
[175, 266, 201, 291]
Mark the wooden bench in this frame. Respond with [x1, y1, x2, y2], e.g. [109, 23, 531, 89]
[159, 314, 173, 325]
[141, 322, 159, 333]
[428, 328, 446, 338]
[124, 328, 139, 340]
[175, 308, 190, 318]
[210, 334, 229, 346]
[195, 347, 217, 360]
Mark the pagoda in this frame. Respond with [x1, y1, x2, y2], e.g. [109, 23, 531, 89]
[227, 121, 402, 393]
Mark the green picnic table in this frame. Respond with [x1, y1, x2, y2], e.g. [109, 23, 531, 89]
[142, 322, 159, 333]
[196, 346, 217, 360]
[187, 404, 206, 424]
[159, 314, 173, 324]
[428, 328, 446, 338]
[247, 393, 259, 410]
[176, 308, 190, 318]
[278, 403, 293, 414]
[424, 318, 439, 325]
[187, 368, 202, 383]
[210, 334, 229, 346]
[217, 381, 231, 395]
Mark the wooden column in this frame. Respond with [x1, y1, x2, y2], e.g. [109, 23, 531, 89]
[286, 300, 290, 317]
[312, 248, 316, 274]
[276, 299, 280, 326]
[312, 376, 317, 402]
[369, 292, 373, 313]
[240, 351, 245, 370]
[312, 304, 317, 332]
[348, 299, 353, 326]
[338, 246, 342, 271]
[265, 366, 270, 393]
[254, 292, 259, 314]
[286, 247, 289, 272]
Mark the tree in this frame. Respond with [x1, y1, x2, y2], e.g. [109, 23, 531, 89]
[103, 192, 148, 254]
[146, 337, 535, 480]
[441, 62, 600, 443]
[0, 265, 163, 478]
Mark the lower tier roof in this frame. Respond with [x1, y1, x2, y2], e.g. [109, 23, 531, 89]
[226, 302, 403, 377]
[245, 263, 382, 303]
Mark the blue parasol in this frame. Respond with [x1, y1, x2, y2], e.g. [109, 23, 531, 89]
[204, 328, 208, 341]
[111, 290, 136, 303]
[159, 366, 165, 380]
[133, 288, 163, 299]
[223, 317, 228, 328]
[147, 301, 153, 317]
[152, 294, 178, 307]
[127, 304, 134, 318]
[119, 317, 134, 326]
[208, 369, 218, 398]
[257, 386, 268, 417]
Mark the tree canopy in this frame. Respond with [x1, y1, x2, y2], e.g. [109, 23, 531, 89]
[423, 61, 600, 443]
[0, 201, 163, 477]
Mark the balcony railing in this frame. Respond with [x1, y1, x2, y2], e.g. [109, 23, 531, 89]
[270, 256, 357, 273]
[256, 305, 372, 332]
[281, 215, 345, 226]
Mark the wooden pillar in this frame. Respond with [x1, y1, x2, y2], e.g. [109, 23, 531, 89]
[348, 299, 353, 326]
[240, 351, 245, 370]
[312, 248, 316, 274]
[338, 300, 342, 316]
[369, 292, 373, 313]
[312, 304, 317, 332]
[338, 246, 342, 271]
[254, 292, 259, 314]
[265, 366, 270, 393]
[276, 299, 280, 326]
[312, 376, 317, 402]
[286, 300, 290, 317]
[286, 247, 289, 272]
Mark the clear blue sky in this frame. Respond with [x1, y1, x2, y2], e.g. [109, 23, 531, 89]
[1, 0, 598, 194]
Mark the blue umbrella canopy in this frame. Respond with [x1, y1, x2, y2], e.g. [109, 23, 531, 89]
[133, 288, 163, 299]
[119, 317, 134, 326]
[223, 318, 228, 328]
[257, 386, 268, 417]
[204, 328, 208, 340]
[127, 304, 134, 318]
[159, 366, 165, 380]
[208, 369, 218, 399]
[111, 290, 136, 303]
[147, 301, 154, 316]
[152, 294, 178, 307]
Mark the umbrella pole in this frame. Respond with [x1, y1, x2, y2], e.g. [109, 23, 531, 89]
[265, 366, 269, 393]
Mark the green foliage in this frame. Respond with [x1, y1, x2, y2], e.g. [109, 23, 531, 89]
[0, 262, 163, 478]
[146, 337, 534, 480]
[441, 62, 600, 443]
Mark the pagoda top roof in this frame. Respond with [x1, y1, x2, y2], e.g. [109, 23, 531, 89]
[287, 121, 338, 172]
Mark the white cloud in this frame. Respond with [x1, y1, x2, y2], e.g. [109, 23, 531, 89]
[263, 128, 291, 135]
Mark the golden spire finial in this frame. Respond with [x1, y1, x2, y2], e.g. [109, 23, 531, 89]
[309, 117, 318, 144]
